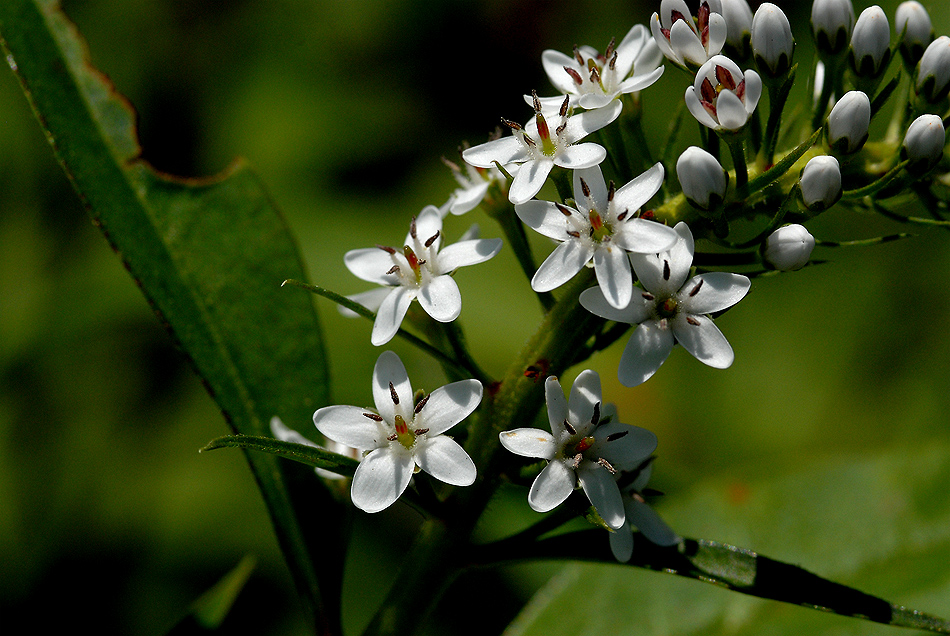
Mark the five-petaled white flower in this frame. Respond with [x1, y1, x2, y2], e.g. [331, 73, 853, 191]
[498, 370, 657, 529]
[442, 142, 513, 216]
[686, 55, 762, 132]
[580, 222, 751, 387]
[462, 94, 621, 205]
[651, 0, 727, 70]
[313, 351, 481, 513]
[609, 459, 682, 562]
[515, 163, 678, 308]
[535, 24, 665, 111]
[344, 206, 502, 346]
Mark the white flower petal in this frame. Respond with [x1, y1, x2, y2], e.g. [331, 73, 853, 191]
[743, 68, 762, 114]
[351, 447, 414, 513]
[610, 525, 635, 562]
[574, 165, 609, 212]
[516, 200, 578, 241]
[531, 240, 594, 293]
[578, 465, 626, 529]
[613, 219, 680, 254]
[618, 321, 674, 387]
[579, 285, 652, 324]
[509, 159, 554, 205]
[666, 222, 696, 291]
[449, 181, 490, 215]
[340, 287, 391, 317]
[670, 19, 708, 66]
[672, 313, 735, 368]
[615, 23, 650, 77]
[568, 369, 602, 435]
[344, 248, 399, 285]
[678, 272, 751, 314]
[462, 135, 525, 168]
[544, 376, 569, 437]
[437, 238, 502, 272]
[597, 422, 658, 470]
[414, 436, 476, 486]
[313, 405, 384, 449]
[371, 287, 415, 346]
[627, 499, 681, 546]
[651, 13, 680, 64]
[630, 222, 695, 297]
[706, 12, 728, 57]
[418, 379, 483, 435]
[564, 101, 623, 142]
[612, 162, 665, 216]
[554, 143, 607, 170]
[576, 94, 615, 110]
[499, 428, 557, 459]
[715, 88, 749, 130]
[618, 66, 665, 94]
[372, 350, 413, 422]
[593, 244, 633, 309]
[541, 49, 581, 95]
[685, 86, 719, 129]
[418, 274, 461, 322]
[528, 460, 576, 512]
[410, 206, 443, 248]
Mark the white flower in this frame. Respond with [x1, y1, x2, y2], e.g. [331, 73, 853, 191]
[826, 90, 871, 154]
[515, 163, 678, 308]
[751, 3, 795, 78]
[270, 416, 360, 481]
[902, 113, 946, 173]
[651, 0, 727, 70]
[685, 55, 762, 132]
[895, 1, 933, 66]
[536, 24, 665, 111]
[313, 351, 481, 513]
[580, 222, 750, 387]
[850, 6, 891, 78]
[800, 155, 842, 210]
[720, 0, 754, 59]
[442, 147, 511, 216]
[344, 206, 502, 346]
[811, 0, 856, 56]
[916, 36, 950, 104]
[609, 461, 681, 562]
[498, 370, 657, 529]
[462, 95, 621, 205]
[676, 145, 728, 211]
[763, 224, 816, 271]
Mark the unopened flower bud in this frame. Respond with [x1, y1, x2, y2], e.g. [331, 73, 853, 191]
[826, 90, 871, 154]
[902, 113, 946, 173]
[895, 1, 934, 68]
[915, 36, 950, 104]
[752, 3, 794, 78]
[800, 155, 842, 211]
[677, 146, 728, 211]
[811, 0, 856, 56]
[763, 224, 816, 271]
[850, 6, 891, 79]
[721, 0, 754, 60]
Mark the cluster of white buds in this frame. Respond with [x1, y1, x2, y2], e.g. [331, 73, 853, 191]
[826, 90, 871, 154]
[895, 0, 934, 67]
[812, 0, 855, 56]
[849, 5, 890, 81]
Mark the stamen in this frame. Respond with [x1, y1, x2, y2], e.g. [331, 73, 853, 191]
[377, 245, 397, 254]
[689, 279, 704, 296]
[642, 292, 655, 300]
[589, 65, 602, 86]
[716, 65, 736, 90]
[531, 89, 542, 113]
[697, 1, 710, 32]
[573, 44, 584, 66]
[363, 412, 384, 422]
[563, 65, 584, 86]
[386, 265, 400, 276]
[501, 117, 522, 131]
[670, 9, 687, 25]
[736, 79, 746, 101]
[424, 231, 440, 248]
[700, 77, 717, 104]
[522, 133, 537, 147]
[663, 259, 671, 280]
[389, 382, 399, 405]
[607, 180, 616, 202]
[580, 177, 591, 199]
[590, 401, 601, 425]
[572, 453, 583, 469]
[686, 316, 701, 326]
[604, 37, 616, 61]
[555, 203, 573, 217]
[566, 230, 581, 238]
[597, 457, 618, 475]
[414, 393, 430, 414]
[617, 209, 628, 221]
[409, 216, 418, 239]
[440, 156, 461, 172]
[606, 430, 629, 442]
[609, 50, 618, 71]
[387, 433, 398, 441]
[564, 420, 577, 436]
[413, 428, 429, 436]
[555, 122, 567, 136]
[559, 95, 570, 118]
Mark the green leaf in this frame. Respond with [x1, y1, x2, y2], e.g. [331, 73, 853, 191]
[202, 435, 358, 477]
[166, 555, 258, 634]
[0, 2, 341, 632]
[502, 442, 950, 635]
[746, 128, 823, 196]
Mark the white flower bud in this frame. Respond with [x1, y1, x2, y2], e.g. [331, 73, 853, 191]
[752, 3, 795, 78]
[826, 90, 871, 154]
[764, 224, 815, 271]
[850, 6, 891, 78]
[721, 0, 754, 59]
[895, 1, 934, 67]
[915, 36, 950, 104]
[811, 0, 855, 56]
[677, 146, 728, 211]
[902, 113, 946, 173]
[800, 155, 842, 210]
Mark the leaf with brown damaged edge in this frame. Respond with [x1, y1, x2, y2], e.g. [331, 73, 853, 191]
[0, 1, 340, 633]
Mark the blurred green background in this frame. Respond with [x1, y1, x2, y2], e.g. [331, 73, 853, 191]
[2, 0, 950, 634]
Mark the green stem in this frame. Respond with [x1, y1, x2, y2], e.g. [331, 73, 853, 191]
[724, 134, 749, 197]
[549, 166, 573, 202]
[486, 201, 556, 312]
[764, 68, 796, 166]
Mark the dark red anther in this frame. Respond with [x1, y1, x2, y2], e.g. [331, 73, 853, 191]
[701, 24, 710, 47]
[590, 401, 601, 425]
[589, 65, 602, 86]
[642, 292, 655, 301]
[573, 44, 584, 66]
[689, 279, 704, 297]
[663, 259, 671, 281]
[555, 122, 567, 136]
[532, 89, 542, 113]
[604, 37, 616, 62]
[607, 180, 616, 202]
[555, 203, 573, 217]
[671, 9, 687, 25]
[566, 230, 581, 238]
[686, 316, 701, 326]
[409, 216, 418, 239]
[424, 231, 440, 248]
[564, 65, 584, 86]
[701, 77, 717, 104]
[385, 265, 400, 276]
[580, 177, 591, 199]
[609, 50, 618, 71]
[716, 65, 737, 90]
[564, 420, 577, 436]
[363, 412, 384, 421]
[377, 244, 397, 254]
[501, 117, 522, 131]
[414, 393, 430, 414]
[389, 382, 400, 404]
[697, 2, 710, 31]
[736, 79, 746, 101]
[606, 430, 629, 442]
[617, 210, 628, 221]
[559, 95, 570, 118]
[413, 428, 429, 436]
